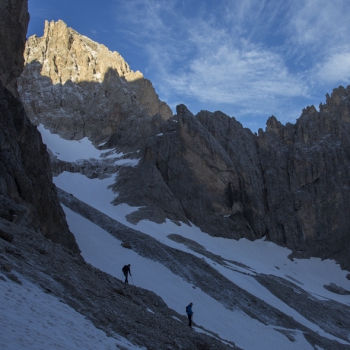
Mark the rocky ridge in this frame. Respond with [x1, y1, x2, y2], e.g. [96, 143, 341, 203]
[111, 97, 350, 270]
[257, 91, 350, 265]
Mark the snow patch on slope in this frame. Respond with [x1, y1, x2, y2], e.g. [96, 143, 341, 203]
[38, 124, 139, 166]
[0, 273, 145, 350]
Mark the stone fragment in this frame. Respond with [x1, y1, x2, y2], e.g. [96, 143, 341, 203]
[121, 242, 132, 249]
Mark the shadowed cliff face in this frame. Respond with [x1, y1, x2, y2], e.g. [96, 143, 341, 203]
[17, 18, 350, 269]
[146, 105, 265, 240]
[0, 85, 79, 252]
[257, 88, 350, 265]
[0, 0, 79, 253]
[19, 62, 145, 145]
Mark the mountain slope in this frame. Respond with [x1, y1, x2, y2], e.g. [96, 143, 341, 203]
[5, 11, 350, 350]
[37, 124, 350, 349]
[18, 21, 350, 269]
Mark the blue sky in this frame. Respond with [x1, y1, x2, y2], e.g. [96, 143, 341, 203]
[28, 0, 350, 132]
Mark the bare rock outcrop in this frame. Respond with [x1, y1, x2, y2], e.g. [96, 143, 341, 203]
[112, 105, 264, 240]
[0, 0, 79, 253]
[18, 20, 172, 145]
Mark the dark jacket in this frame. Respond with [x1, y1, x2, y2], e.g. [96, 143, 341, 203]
[186, 304, 193, 315]
[122, 265, 131, 275]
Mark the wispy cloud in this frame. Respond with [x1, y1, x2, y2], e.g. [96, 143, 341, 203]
[315, 50, 350, 84]
[166, 42, 306, 102]
[286, 0, 350, 82]
[111, 0, 350, 129]
[287, 0, 350, 49]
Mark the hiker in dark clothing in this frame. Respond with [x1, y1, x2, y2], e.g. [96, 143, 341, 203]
[122, 264, 131, 284]
[186, 302, 193, 327]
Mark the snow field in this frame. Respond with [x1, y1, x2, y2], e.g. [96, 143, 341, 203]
[55, 171, 350, 348]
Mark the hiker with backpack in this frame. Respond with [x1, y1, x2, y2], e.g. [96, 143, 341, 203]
[122, 264, 131, 284]
[186, 302, 194, 328]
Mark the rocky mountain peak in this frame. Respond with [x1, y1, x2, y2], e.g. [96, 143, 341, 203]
[33, 19, 141, 85]
[265, 115, 284, 135]
[18, 20, 172, 144]
[325, 85, 350, 107]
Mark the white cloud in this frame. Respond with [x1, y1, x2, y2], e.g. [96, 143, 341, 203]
[146, 7, 307, 118]
[316, 50, 350, 84]
[166, 43, 306, 104]
[287, 0, 350, 51]
[113, 0, 177, 42]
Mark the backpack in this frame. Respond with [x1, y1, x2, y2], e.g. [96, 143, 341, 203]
[186, 305, 189, 313]
[122, 265, 128, 273]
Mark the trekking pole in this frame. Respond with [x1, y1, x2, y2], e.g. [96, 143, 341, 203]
[131, 275, 134, 285]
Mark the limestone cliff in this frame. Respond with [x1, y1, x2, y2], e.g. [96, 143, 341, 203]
[0, 1, 79, 252]
[18, 20, 172, 145]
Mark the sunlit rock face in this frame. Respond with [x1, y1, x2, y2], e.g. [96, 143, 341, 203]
[0, 1, 79, 252]
[18, 20, 172, 145]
